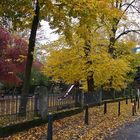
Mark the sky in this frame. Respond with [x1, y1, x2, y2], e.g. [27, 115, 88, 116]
[37, 20, 59, 45]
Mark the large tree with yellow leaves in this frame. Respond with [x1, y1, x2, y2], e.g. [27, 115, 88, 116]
[42, 0, 140, 92]
[43, 34, 140, 91]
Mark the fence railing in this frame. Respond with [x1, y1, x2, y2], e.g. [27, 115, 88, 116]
[48, 94, 75, 111]
[0, 93, 76, 117]
[0, 96, 35, 117]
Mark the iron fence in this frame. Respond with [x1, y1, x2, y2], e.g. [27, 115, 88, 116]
[0, 93, 76, 117]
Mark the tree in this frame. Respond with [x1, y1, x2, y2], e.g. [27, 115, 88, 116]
[0, 0, 35, 30]
[18, 0, 40, 115]
[42, 0, 138, 92]
[0, 27, 27, 86]
[40, 0, 122, 92]
[43, 34, 140, 91]
[0, 26, 42, 86]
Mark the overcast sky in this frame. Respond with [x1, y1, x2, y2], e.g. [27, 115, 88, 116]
[37, 20, 59, 45]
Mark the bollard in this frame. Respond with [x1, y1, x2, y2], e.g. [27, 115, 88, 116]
[118, 101, 121, 116]
[104, 101, 107, 114]
[132, 103, 135, 116]
[47, 113, 53, 140]
[85, 104, 89, 125]
[126, 96, 128, 104]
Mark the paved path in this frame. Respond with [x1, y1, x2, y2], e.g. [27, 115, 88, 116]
[106, 119, 140, 140]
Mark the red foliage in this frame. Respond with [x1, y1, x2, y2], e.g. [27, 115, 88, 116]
[0, 27, 41, 86]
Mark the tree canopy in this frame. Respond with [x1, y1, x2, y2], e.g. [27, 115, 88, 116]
[42, 0, 140, 92]
[0, 27, 42, 86]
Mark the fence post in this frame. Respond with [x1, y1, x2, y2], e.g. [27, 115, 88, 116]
[118, 101, 120, 116]
[104, 101, 107, 114]
[85, 104, 89, 125]
[47, 113, 53, 140]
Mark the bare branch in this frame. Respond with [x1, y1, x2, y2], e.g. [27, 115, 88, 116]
[121, 0, 136, 17]
[115, 29, 140, 41]
[130, 4, 140, 13]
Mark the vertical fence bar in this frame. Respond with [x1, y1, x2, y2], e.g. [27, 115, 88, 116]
[16, 95, 18, 116]
[31, 96, 33, 116]
[34, 94, 38, 117]
[5, 97, 7, 116]
[51, 95, 53, 108]
[15, 95, 18, 116]
[8, 97, 10, 115]
[31, 95, 35, 116]
[136, 95, 138, 102]
[134, 100, 137, 114]
[53, 94, 55, 107]
[138, 98, 139, 109]
[118, 101, 120, 116]
[0, 98, 1, 116]
[50, 95, 52, 109]
[85, 104, 89, 125]
[48, 95, 50, 108]
[9, 96, 11, 115]
[131, 95, 133, 103]
[4, 96, 6, 115]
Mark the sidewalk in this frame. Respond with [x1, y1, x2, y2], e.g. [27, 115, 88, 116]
[106, 119, 140, 140]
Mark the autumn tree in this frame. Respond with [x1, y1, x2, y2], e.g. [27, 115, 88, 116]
[42, 0, 139, 92]
[43, 32, 140, 91]
[0, 27, 42, 86]
[0, 27, 27, 86]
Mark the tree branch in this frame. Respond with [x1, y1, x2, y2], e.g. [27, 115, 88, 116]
[121, 0, 136, 17]
[130, 4, 140, 13]
[115, 29, 140, 41]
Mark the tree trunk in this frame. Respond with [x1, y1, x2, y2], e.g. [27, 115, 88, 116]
[87, 75, 94, 93]
[19, 1, 40, 116]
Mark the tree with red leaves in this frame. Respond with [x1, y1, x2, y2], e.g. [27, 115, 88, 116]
[0, 27, 41, 86]
[0, 27, 27, 86]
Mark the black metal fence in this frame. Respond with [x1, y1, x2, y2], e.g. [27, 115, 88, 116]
[0, 96, 35, 117]
[0, 93, 76, 117]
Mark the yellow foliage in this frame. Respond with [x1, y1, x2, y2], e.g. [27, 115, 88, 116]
[43, 35, 138, 91]
[42, 0, 140, 91]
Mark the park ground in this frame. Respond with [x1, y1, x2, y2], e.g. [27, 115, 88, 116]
[0, 100, 140, 140]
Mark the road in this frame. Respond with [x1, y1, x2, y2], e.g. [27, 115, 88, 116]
[106, 119, 140, 140]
